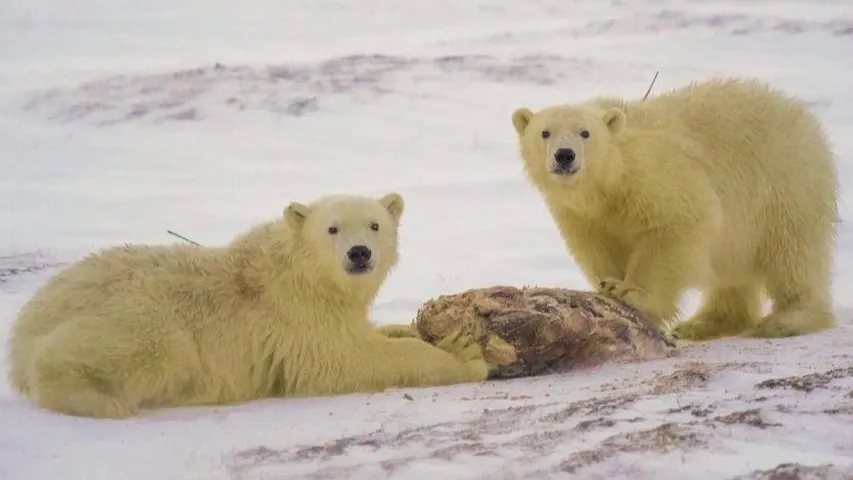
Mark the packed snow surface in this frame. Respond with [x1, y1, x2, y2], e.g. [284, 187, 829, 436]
[1, 0, 852, 479]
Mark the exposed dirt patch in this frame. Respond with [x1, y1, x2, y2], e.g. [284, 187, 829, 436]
[0, 251, 63, 287]
[225, 392, 650, 478]
[822, 404, 853, 416]
[227, 401, 550, 476]
[222, 355, 853, 480]
[649, 362, 711, 394]
[713, 409, 782, 429]
[573, 416, 644, 432]
[505, 429, 572, 456]
[539, 394, 640, 423]
[729, 462, 853, 480]
[756, 367, 853, 393]
[556, 423, 705, 473]
[666, 403, 716, 418]
[715, 361, 774, 375]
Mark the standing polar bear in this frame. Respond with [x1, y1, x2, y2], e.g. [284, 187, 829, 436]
[511, 77, 838, 341]
[7, 192, 490, 419]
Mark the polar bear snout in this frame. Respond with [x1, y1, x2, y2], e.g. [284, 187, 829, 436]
[345, 245, 373, 274]
[553, 148, 577, 174]
[347, 245, 371, 263]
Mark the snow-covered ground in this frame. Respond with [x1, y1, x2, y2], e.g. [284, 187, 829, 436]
[2, 1, 853, 479]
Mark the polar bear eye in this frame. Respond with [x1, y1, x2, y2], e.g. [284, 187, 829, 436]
[541, 130, 551, 139]
[370, 222, 380, 232]
[580, 130, 590, 139]
[327, 226, 339, 235]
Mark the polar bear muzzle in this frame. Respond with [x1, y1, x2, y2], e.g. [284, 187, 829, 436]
[547, 133, 584, 177]
[553, 148, 578, 175]
[345, 245, 374, 275]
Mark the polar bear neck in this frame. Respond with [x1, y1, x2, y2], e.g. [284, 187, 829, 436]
[544, 177, 624, 219]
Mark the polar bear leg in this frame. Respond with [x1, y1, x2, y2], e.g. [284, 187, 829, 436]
[673, 283, 762, 340]
[752, 281, 835, 339]
[750, 222, 836, 338]
[299, 332, 489, 397]
[28, 316, 201, 418]
[367, 333, 490, 389]
[615, 228, 703, 326]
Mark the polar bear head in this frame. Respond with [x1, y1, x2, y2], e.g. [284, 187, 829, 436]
[284, 193, 405, 293]
[511, 101, 627, 205]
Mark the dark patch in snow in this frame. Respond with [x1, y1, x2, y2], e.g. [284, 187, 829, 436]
[757, 367, 853, 393]
[713, 409, 782, 429]
[539, 393, 640, 423]
[0, 250, 64, 287]
[666, 403, 716, 417]
[566, 11, 853, 38]
[573, 415, 644, 432]
[556, 423, 705, 474]
[649, 362, 711, 395]
[22, 54, 645, 127]
[729, 462, 853, 480]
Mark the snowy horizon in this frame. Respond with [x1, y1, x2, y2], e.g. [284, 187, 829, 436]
[2, 1, 853, 479]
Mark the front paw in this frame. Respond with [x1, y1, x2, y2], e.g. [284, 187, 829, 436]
[743, 312, 803, 339]
[598, 277, 654, 315]
[672, 313, 751, 342]
[597, 277, 658, 319]
[483, 334, 517, 367]
[436, 330, 490, 380]
[435, 330, 484, 363]
[598, 277, 644, 301]
[671, 318, 715, 342]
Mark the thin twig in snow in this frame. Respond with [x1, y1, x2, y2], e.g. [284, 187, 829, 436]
[642, 71, 660, 101]
[167, 229, 202, 246]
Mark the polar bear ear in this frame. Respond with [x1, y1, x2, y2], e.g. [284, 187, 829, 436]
[512, 107, 534, 135]
[284, 202, 310, 228]
[603, 107, 627, 136]
[379, 193, 405, 223]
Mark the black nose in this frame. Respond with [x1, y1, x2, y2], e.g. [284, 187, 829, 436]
[554, 148, 576, 168]
[347, 245, 372, 264]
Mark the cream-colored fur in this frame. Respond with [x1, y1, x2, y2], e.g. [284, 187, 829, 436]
[511, 77, 838, 340]
[7, 193, 489, 418]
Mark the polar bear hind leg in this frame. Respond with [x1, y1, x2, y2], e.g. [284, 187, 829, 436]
[750, 250, 835, 338]
[28, 316, 201, 419]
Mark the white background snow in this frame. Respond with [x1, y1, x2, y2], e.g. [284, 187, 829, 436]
[2, 1, 853, 479]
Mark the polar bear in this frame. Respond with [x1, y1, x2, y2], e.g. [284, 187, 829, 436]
[7, 192, 490, 418]
[511, 77, 839, 341]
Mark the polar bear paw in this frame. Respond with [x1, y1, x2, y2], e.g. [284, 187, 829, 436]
[597, 276, 666, 324]
[597, 277, 644, 300]
[435, 330, 483, 363]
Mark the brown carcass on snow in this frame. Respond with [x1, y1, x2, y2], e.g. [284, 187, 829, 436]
[379, 286, 677, 380]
